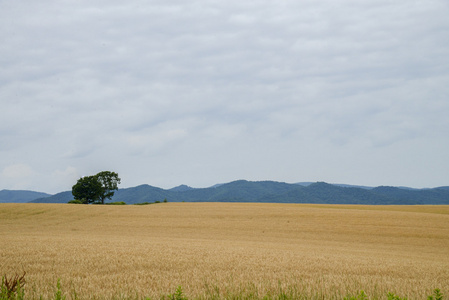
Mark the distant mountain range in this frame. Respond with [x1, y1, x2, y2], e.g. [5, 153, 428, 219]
[0, 190, 51, 203]
[1, 180, 445, 205]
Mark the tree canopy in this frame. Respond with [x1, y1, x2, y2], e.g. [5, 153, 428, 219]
[71, 171, 121, 204]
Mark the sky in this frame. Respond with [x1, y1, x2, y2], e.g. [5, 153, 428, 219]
[1, 0, 448, 194]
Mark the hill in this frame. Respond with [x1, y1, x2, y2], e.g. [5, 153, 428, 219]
[29, 191, 73, 203]
[0, 189, 51, 203]
[27, 180, 449, 205]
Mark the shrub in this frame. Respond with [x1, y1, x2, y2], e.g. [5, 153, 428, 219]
[344, 290, 368, 300]
[67, 199, 84, 204]
[165, 286, 187, 300]
[428, 289, 443, 300]
[0, 272, 25, 300]
[135, 200, 167, 205]
[105, 201, 126, 205]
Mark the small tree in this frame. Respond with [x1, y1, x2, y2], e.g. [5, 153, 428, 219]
[72, 175, 102, 204]
[71, 171, 121, 204]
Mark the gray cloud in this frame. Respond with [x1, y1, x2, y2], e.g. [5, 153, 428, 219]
[1, 0, 448, 193]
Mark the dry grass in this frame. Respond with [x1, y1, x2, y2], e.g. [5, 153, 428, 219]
[1, 203, 448, 299]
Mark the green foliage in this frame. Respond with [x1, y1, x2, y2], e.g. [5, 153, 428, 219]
[71, 175, 102, 204]
[165, 286, 187, 300]
[67, 199, 84, 204]
[105, 201, 126, 205]
[134, 199, 168, 205]
[54, 279, 65, 300]
[95, 171, 121, 204]
[0, 273, 25, 300]
[71, 171, 120, 204]
[0, 278, 445, 300]
[387, 292, 408, 300]
[428, 289, 443, 300]
[344, 290, 368, 300]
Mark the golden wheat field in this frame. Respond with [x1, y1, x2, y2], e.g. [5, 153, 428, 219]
[1, 203, 449, 299]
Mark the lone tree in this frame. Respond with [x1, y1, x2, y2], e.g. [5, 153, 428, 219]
[71, 171, 121, 204]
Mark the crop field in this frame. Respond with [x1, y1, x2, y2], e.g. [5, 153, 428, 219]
[1, 203, 449, 299]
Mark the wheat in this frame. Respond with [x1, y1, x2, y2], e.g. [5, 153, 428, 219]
[0, 203, 448, 299]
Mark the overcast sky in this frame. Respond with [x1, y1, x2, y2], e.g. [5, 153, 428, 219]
[1, 0, 448, 194]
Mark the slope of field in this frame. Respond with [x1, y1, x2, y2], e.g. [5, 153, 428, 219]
[1, 203, 448, 299]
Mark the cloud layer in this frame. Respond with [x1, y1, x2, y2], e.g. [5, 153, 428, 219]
[1, 0, 448, 193]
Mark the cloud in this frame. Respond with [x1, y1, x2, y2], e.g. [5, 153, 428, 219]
[1, 164, 36, 179]
[0, 164, 39, 191]
[1, 0, 448, 192]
